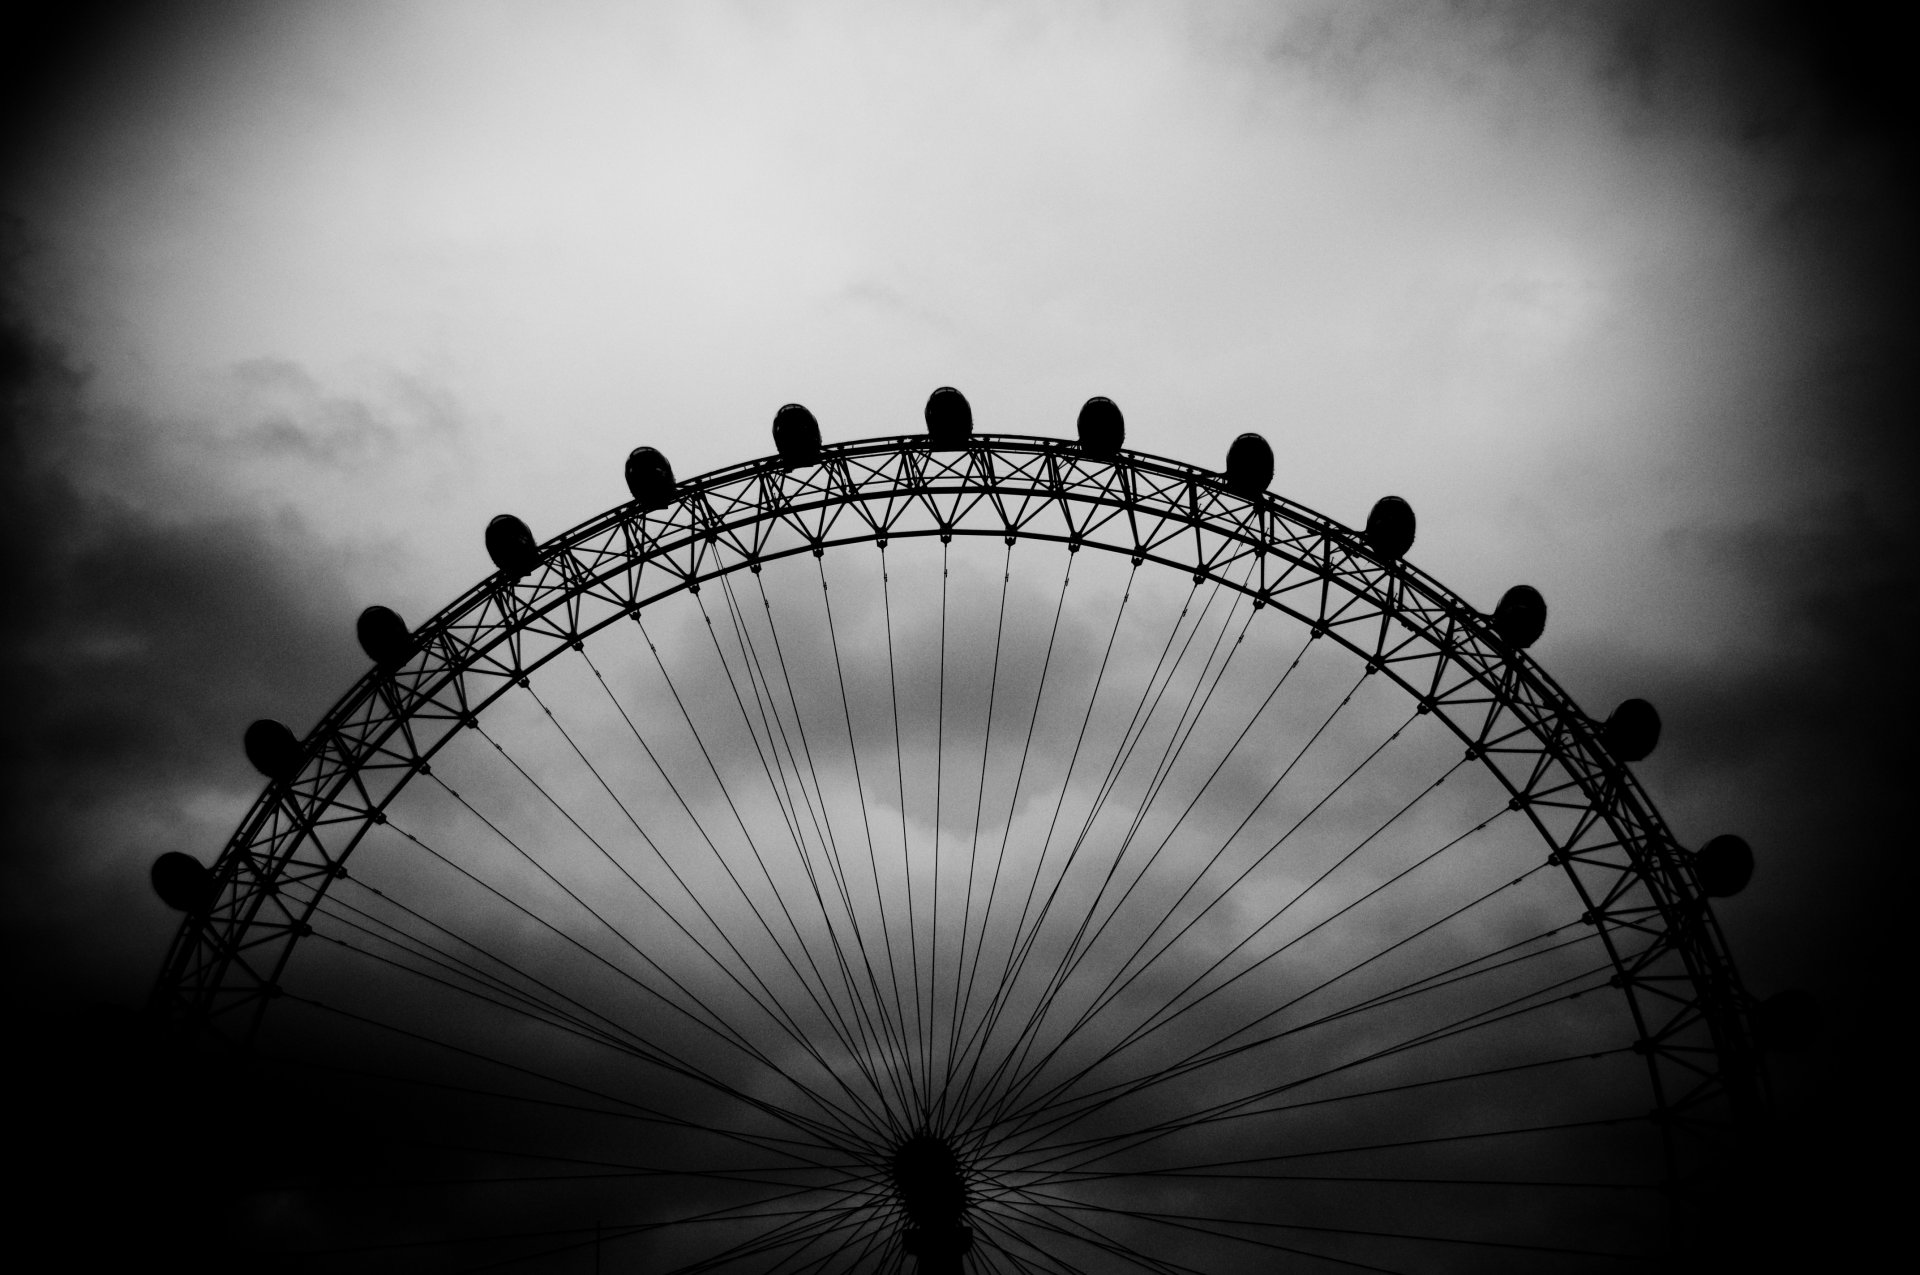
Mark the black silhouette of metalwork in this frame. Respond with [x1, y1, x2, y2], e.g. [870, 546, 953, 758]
[153, 406, 1769, 1269]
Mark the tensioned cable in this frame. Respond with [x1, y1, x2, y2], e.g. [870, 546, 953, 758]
[450, 718, 889, 1146]
[994, 735, 1463, 1133]
[575, 634, 905, 1138]
[297, 924, 891, 1163]
[986, 917, 1606, 1169]
[992, 962, 1626, 1181]
[535, 658, 890, 1138]
[1020, 1190, 1654, 1264]
[969, 563, 1258, 1118]
[876, 537, 930, 1112]
[735, 564, 922, 1106]
[695, 574, 920, 1122]
[966, 674, 1413, 1137]
[942, 552, 1140, 1121]
[1035, 870, 1597, 1148]
[990, 1188, 1412, 1275]
[278, 990, 878, 1177]
[992, 925, 1616, 1162]
[937, 537, 1017, 1120]
[941, 546, 1079, 1115]
[1006, 1045, 1635, 1191]
[808, 551, 928, 1124]
[355, 812, 874, 1145]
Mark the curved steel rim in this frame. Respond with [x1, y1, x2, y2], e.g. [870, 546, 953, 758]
[155, 431, 1762, 1187]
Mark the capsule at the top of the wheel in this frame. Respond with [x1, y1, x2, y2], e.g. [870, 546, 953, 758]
[1695, 834, 1753, 898]
[1602, 698, 1661, 762]
[1364, 496, 1416, 561]
[925, 387, 972, 448]
[244, 718, 303, 782]
[1076, 397, 1124, 458]
[1491, 585, 1547, 650]
[151, 851, 216, 914]
[357, 605, 415, 669]
[485, 514, 540, 579]
[1224, 432, 1273, 498]
[625, 447, 677, 511]
[772, 404, 822, 465]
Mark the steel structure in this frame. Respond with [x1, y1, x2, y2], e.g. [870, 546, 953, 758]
[155, 428, 1763, 1268]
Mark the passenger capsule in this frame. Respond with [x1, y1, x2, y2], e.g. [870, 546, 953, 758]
[1076, 397, 1124, 458]
[1491, 585, 1547, 649]
[1224, 432, 1274, 498]
[1755, 988, 1820, 1053]
[772, 404, 822, 465]
[244, 718, 302, 782]
[1602, 698, 1661, 762]
[356, 605, 415, 669]
[151, 852, 216, 914]
[485, 514, 539, 578]
[1695, 834, 1754, 897]
[1364, 496, 1416, 561]
[925, 386, 973, 448]
[624, 447, 677, 511]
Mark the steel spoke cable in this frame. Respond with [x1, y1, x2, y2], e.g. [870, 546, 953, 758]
[926, 537, 951, 1113]
[543, 654, 892, 1137]
[810, 551, 930, 1125]
[574, 642, 890, 1083]
[1007, 1045, 1636, 1191]
[740, 564, 922, 1103]
[300, 1187, 836, 1259]
[968, 567, 1253, 1117]
[652, 1195, 887, 1275]
[297, 921, 881, 1145]
[989, 655, 1371, 1112]
[877, 538, 931, 1111]
[982, 1196, 1207, 1275]
[971, 680, 1415, 1137]
[293, 892, 673, 1064]
[943, 547, 1079, 1117]
[938, 537, 1017, 1116]
[967, 1207, 1094, 1275]
[989, 963, 1625, 1179]
[455, 722, 892, 1150]
[940, 554, 1139, 1122]
[451, 1191, 868, 1274]
[998, 622, 1317, 1049]
[695, 577, 920, 1122]
[290, 883, 656, 1048]
[307, 1132, 849, 1192]
[397, 779, 882, 1151]
[278, 990, 879, 1171]
[575, 638, 905, 1139]
[1000, 1186, 1410, 1275]
[985, 919, 1606, 1171]
[995, 940, 1617, 1166]
[1022, 1190, 1653, 1264]
[364, 812, 848, 1122]
[974, 620, 1343, 1131]
[255, 1048, 863, 1178]
[995, 736, 1463, 1132]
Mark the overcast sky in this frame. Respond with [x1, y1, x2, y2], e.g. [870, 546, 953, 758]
[2, 0, 1912, 1260]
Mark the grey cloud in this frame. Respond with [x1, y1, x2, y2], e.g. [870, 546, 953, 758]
[0, 290, 371, 1008]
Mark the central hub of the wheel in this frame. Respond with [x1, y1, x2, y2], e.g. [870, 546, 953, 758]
[892, 1132, 971, 1270]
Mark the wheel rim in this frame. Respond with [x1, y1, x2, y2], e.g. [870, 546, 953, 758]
[156, 434, 1761, 1270]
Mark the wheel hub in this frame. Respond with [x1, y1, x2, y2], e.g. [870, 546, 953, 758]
[892, 1132, 972, 1271]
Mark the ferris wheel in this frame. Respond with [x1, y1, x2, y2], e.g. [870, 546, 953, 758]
[152, 389, 1781, 1272]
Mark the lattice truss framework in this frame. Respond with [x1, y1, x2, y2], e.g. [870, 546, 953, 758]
[156, 433, 1761, 1186]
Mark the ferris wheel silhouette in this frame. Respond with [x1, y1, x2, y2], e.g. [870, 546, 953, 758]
[152, 388, 1783, 1272]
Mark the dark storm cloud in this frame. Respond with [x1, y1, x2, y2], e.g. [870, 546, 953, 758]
[0, 280, 379, 1005]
